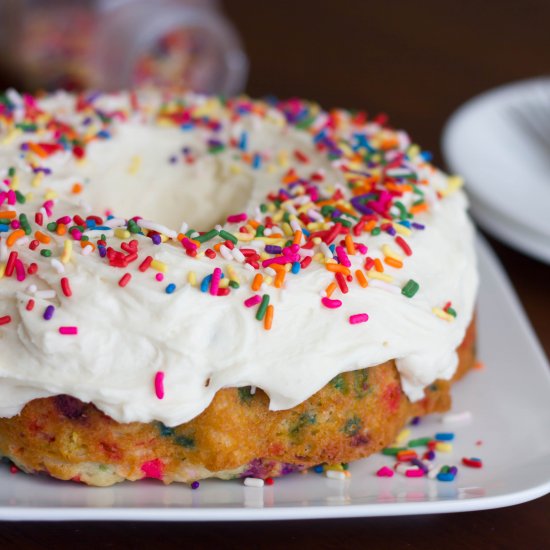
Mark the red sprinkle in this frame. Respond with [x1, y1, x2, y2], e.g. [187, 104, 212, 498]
[118, 273, 132, 287]
[26, 299, 35, 311]
[462, 457, 483, 468]
[0, 315, 12, 326]
[5, 251, 17, 277]
[395, 236, 412, 256]
[61, 277, 72, 297]
[335, 272, 348, 294]
[138, 256, 153, 272]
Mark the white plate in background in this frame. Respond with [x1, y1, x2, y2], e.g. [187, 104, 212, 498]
[0, 236, 549, 521]
[443, 77, 550, 262]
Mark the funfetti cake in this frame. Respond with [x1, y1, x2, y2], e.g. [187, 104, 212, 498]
[0, 89, 478, 485]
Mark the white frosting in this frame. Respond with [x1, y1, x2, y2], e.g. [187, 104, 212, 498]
[0, 91, 478, 426]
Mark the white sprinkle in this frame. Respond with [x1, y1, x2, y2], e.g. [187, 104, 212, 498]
[35, 289, 56, 299]
[15, 237, 30, 248]
[219, 245, 233, 260]
[179, 221, 189, 235]
[263, 228, 272, 236]
[50, 259, 65, 274]
[232, 248, 245, 263]
[320, 242, 333, 259]
[103, 217, 126, 229]
[307, 209, 324, 222]
[325, 470, 346, 481]
[138, 219, 177, 239]
[243, 263, 255, 272]
[250, 386, 256, 395]
[82, 244, 94, 256]
[264, 267, 276, 277]
[442, 411, 472, 425]
[427, 468, 439, 480]
[299, 248, 314, 257]
[244, 477, 264, 488]
[26, 284, 37, 294]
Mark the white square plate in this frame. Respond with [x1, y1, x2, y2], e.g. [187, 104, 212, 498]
[1, 235, 549, 521]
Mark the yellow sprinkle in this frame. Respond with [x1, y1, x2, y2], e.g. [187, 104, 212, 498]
[392, 223, 412, 237]
[408, 144, 421, 158]
[435, 442, 453, 453]
[219, 278, 230, 289]
[259, 252, 269, 261]
[264, 275, 273, 286]
[44, 189, 58, 200]
[266, 164, 276, 174]
[235, 232, 254, 242]
[367, 270, 394, 282]
[267, 203, 276, 213]
[10, 174, 19, 190]
[61, 240, 72, 264]
[254, 237, 285, 244]
[395, 428, 410, 445]
[432, 307, 455, 322]
[31, 173, 44, 188]
[150, 259, 167, 273]
[313, 253, 324, 262]
[324, 463, 345, 472]
[277, 150, 289, 167]
[297, 202, 315, 214]
[128, 155, 141, 175]
[225, 264, 240, 284]
[282, 222, 293, 236]
[1, 128, 21, 145]
[272, 210, 284, 223]
[114, 228, 131, 239]
[0, 263, 5, 279]
[440, 175, 464, 197]
[229, 164, 242, 175]
[381, 244, 402, 261]
[312, 236, 322, 245]
[188, 271, 197, 286]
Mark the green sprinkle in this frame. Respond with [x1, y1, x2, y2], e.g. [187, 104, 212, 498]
[19, 214, 31, 235]
[15, 191, 25, 204]
[256, 294, 270, 321]
[330, 373, 348, 394]
[259, 204, 268, 213]
[228, 280, 240, 289]
[40, 249, 52, 257]
[0, 218, 11, 224]
[332, 217, 352, 228]
[446, 307, 457, 317]
[8, 167, 15, 177]
[255, 225, 265, 237]
[321, 205, 335, 217]
[371, 227, 381, 236]
[47, 222, 58, 232]
[382, 447, 407, 456]
[195, 229, 219, 243]
[219, 229, 237, 244]
[408, 437, 432, 447]
[402, 279, 420, 298]
[81, 235, 89, 242]
[128, 220, 141, 234]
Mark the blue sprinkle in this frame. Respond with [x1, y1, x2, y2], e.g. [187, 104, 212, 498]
[96, 130, 111, 139]
[85, 219, 97, 228]
[200, 274, 212, 293]
[238, 132, 248, 151]
[435, 432, 455, 441]
[420, 150, 433, 162]
[398, 220, 411, 228]
[165, 283, 176, 294]
[291, 262, 301, 274]
[0, 224, 9, 232]
[181, 123, 194, 131]
[437, 472, 455, 482]
[252, 153, 262, 170]
[313, 465, 324, 474]
[301, 227, 311, 237]
[328, 244, 336, 254]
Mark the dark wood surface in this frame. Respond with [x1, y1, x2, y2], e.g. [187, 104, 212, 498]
[1, 0, 550, 547]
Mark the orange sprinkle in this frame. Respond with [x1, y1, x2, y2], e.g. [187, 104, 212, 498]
[264, 305, 274, 330]
[6, 228, 25, 247]
[247, 219, 260, 229]
[364, 220, 377, 232]
[269, 233, 284, 239]
[0, 211, 17, 220]
[410, 203, 429, 215]
[80, 241, 95, 251]
[28, 142, 48, 158]
[292, 230, 303, 245]
[374, 258, 384, 272]
[325, 263, 350, 275]
[274, 269, 286, 288]
[282, 169, 298, 184]
[56, 223, 67, 236]
[380, 137, 399, 150]
[71, 182, 83, 194]
[213, 243, 222, 253]
[325, 281, 337, 297]
[35, 231, 51, 244]
[252, 273, 263, 291]
[384, 257, 403, 269]
[355, 269, 368, 288]
[344, 234, 356, 255]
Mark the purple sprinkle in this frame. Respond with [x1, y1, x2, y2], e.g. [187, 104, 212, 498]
[191, 481, 200, 490]
[169, 156, 177, 164]
[43, 305, 55, 321]
[98, 245, 107, 257]
[425, 450, 436, 461]
[449, 466, 458, 476]
[385, 226, 397, 236]
[151, 233, 161, 245]
[410, 416, 421, 425]
[411, 458, 430, 473]
[265, 245, 282, 254]
[412, 222, 425, 230]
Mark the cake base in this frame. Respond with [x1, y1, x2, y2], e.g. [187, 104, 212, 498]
[0, 321, 476, 486]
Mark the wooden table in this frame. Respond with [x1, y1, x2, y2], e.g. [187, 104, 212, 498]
[1, 1, 549, 547]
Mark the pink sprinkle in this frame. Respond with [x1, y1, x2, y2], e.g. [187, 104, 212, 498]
[141, 458, 164, 480]
[349, 313, 369, 324]
[356, 244, 368, 255]
[335, 246, 351, 267]
[11, 220, 20, 229]
[155, 273, 164, 282]
[210, 267, 222, 296]
[321, 297, 342, 309]
[227, 212, 247, 224]
[181, 237, 198, 252]
[377, 466, 394, 478]
[7, 189, 16, 205]
[154, 371, 165, 399]
[405, 468, 424, 478]
[244, 295, 262, 308]
[14, 259, 26, 282]
[59, 326, 78, 335]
